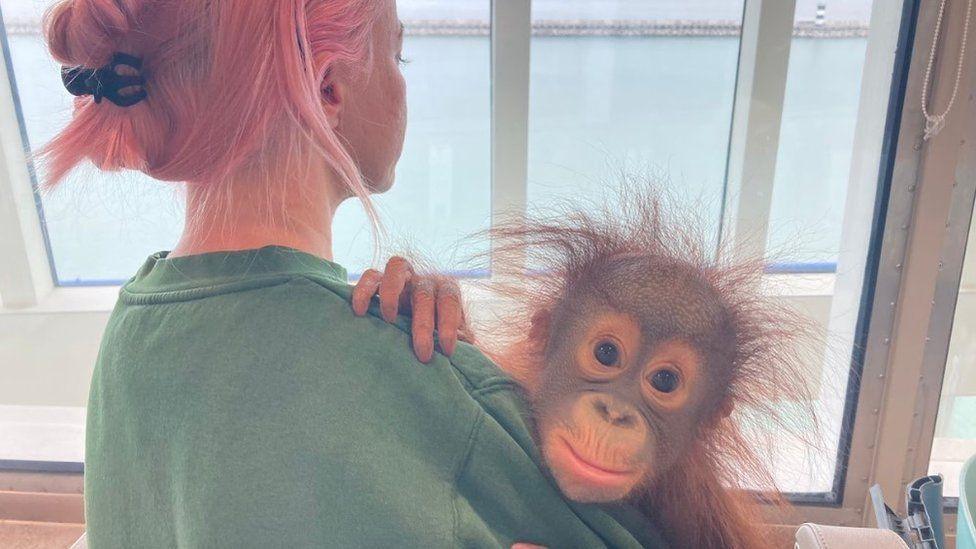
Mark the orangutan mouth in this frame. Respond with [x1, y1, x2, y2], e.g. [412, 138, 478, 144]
[557, 436, 638, 483]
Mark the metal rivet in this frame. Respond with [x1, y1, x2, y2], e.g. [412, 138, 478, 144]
[902, 224, 909, 230]
[878, 372, 885, 378]
[908, 185, 916, 192]
[926, 336, 931, 342]
[861, 476, 869, 482]
[883, 337, 891, 344]
[873, 408, 879, 414]
[896, 263, 903, 269]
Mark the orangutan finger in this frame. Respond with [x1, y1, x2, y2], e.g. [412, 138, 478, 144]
[377, 256, 414, 323]
[436, 282, 463, 356]
[351, 269, 383, 316]
[411, 278, 436, 363]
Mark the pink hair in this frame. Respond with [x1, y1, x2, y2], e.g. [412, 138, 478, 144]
[39, 0, 382, 226]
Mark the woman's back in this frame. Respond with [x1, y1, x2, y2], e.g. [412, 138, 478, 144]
[85, 246, 665, 548]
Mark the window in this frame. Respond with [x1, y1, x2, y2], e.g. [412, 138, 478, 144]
[0, 0, 895, 486]
[767, 1, 873, 267]
[758, 0, 879, 496]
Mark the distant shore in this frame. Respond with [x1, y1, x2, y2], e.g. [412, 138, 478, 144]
[6, 19, 869, 39]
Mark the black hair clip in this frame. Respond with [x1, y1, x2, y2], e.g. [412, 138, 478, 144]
[61, 52, 147, 108]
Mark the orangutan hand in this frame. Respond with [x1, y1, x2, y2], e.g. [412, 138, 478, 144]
[351, 256, 471, 363]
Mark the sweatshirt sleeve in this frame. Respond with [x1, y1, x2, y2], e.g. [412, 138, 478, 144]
[262, 277, 489, 547]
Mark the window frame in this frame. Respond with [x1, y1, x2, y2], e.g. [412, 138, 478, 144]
[1, 0, 973, 539]
[776, 0, 973, 538]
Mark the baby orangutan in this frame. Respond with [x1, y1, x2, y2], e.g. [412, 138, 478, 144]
[352, 195, 813, 549]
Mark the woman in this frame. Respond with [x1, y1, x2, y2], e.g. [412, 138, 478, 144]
[45, 1, 665, 547]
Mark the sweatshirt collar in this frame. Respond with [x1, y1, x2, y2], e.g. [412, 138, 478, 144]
[124, 245, 348, 296]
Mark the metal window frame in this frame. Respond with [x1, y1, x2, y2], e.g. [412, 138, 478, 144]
[719, 0, 796, 259]
[892, 0, 976, 526]
[779, 0, 976, 537]
[490, 0, 531, 225]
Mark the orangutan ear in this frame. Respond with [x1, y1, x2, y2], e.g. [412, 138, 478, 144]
[529, 308, 552, 344]
[707, 399, 734, 428]
[508, 308, 552, 394]
[717, 399, 734, 419]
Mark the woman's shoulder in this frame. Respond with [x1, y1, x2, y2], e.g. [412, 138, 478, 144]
[283, 274, 518, 392]
[247, 273, 530, 471]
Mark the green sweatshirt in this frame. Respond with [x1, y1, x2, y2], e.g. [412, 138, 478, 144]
[84, 246, 667, 548]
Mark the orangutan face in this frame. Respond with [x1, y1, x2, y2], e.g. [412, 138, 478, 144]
[529, 260, 735, 502]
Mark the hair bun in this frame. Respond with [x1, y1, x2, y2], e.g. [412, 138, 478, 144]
[44, 0, 139, 67]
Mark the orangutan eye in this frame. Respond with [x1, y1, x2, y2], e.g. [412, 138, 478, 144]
[594, 341, 620, 367]
[650, 369, 680, 393]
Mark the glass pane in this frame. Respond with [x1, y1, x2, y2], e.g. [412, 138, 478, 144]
[1, 0, 490, 282]
[762, 0, 881, 495]
[752, 0, 880, 494]
[527, 1, 744, 236]
[766, 1, 874, 268]
[928, 216, 976, 499]
[526, 0, 899, 497]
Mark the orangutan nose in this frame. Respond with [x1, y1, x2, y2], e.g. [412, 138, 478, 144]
[592, 395, 638, 428]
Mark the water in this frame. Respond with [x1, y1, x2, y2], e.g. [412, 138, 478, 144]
[3, 5, 869, 282]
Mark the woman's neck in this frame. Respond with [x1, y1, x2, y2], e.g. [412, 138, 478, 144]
[170, 170, 346, 260]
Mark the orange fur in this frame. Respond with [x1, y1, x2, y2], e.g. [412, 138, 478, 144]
[473, 187, 817, 549]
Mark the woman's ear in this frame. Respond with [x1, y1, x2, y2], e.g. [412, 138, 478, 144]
[321, 69, 344, 126]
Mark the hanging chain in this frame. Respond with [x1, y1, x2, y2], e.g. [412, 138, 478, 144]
[921, 0, 973, 140]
